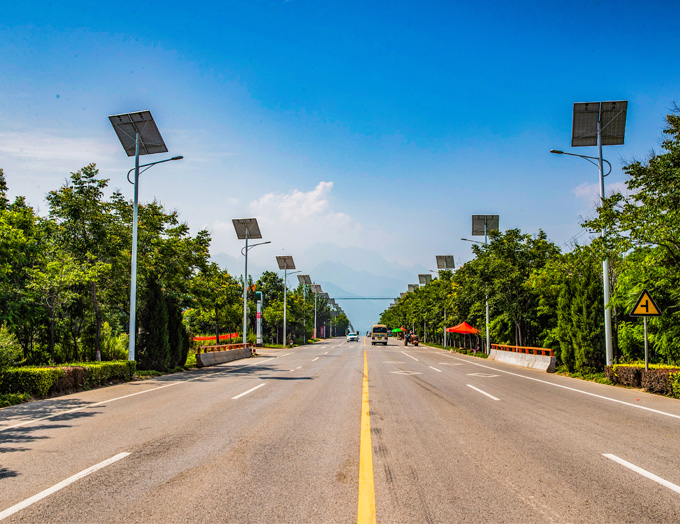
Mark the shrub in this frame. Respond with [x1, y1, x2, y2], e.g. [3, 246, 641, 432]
[0, 361, 136, 397]
[0, 392, 31, 408]
[0, 367, 65, 396]
[641, 368, 680, 395]
[670, 373, 680, 399]
[184, 351, 197, 368]
[137, 276, 171, 371]
[100, 322, 128, 361]
[0, 324, 23, 370]
[606, 364, 680, 395]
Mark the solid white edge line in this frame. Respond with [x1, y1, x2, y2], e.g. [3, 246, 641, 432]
[400, 351, 419, 362]
[0, 452, 130, 521]
[1, 357, 277, 432]
[429, 366, 443, 372]
[231, 383, 266, 400]
[418, 344, 680, 421]
[466, 384, 500, 401]
[603, 454, 680, 495]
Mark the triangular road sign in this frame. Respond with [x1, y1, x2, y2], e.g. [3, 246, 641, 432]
[630, 289, 661, 317]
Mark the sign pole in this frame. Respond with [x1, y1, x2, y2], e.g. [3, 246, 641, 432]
[629, 289, 661, 372]
[644, 316, 648, 371]
[256, 292, 263, 348]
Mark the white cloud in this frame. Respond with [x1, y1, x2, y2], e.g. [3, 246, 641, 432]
[249, 181, 362, 247]
[209, 181, 364, 261]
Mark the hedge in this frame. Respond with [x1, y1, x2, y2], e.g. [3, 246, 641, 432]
[0, 361, 136, 398]
[605, 364, 680, 397]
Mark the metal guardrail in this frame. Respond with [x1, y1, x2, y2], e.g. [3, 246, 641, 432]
[491, 344, 553, 357]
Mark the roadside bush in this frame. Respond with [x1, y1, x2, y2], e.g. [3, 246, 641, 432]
[137, 276, 171, 371]
[0, 392, 31, 408]
[642, 368, 680, 395]
[670, 373, 680, 399]
[0, 361, 136, 397]
[605, 366, 642, 388]
[0, 324, 23, 370]
[100, 322, 128, 361]
[0, 366, 65, 396]
[78, 361, 136, 387]
[605, 364, 680, 395]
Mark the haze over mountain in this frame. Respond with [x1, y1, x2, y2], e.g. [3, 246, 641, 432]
[211, 243, 430, 331]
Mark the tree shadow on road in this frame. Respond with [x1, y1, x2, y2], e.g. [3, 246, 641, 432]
[0, 467, 18, 479]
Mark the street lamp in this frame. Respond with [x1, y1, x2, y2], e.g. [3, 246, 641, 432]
[429, 256, 454, 347]
[109, 110, 183, 362]
[233, 219, 267, 345]
[298, 274, 312, 342]
[276, 256, 296, 345]
[310, 284, 322, 339]
[469, 215, 500, 355]
[552, 100, 628, 366]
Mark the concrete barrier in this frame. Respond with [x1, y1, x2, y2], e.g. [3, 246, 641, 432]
[488, 344, 556, 372]
[195, 344, 253, 368]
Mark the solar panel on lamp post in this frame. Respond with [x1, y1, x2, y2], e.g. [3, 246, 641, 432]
[233, 219, 265, 346]
[276, 256, 296, 346]
[551, 100, 628, 366]
[109, 110, 183, 362]
[436, 255, 455, 271]
[472, 215, 500, 355]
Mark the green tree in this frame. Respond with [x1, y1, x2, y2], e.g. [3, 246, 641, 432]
[137, 275, 170, 371]
[47, 165, 111, 360]
[584, 108, 680, 363]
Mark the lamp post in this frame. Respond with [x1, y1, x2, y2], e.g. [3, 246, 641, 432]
[310, 284, 322, 339]
[552, 100, 628, 366]
[109, 111, 182, 362]
[233, 219, 267, 345]
[276, 256, 296, 346]
[462, 234, 490, 353]
[466, 214, 499, 355]
[298, 275, 312, 342]
[432, 255, 455, 347]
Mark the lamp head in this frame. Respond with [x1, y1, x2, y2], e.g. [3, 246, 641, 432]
[171, 156, 184, 161]
[549, 149, 564, 155]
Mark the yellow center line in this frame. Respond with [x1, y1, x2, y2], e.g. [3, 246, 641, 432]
[357, 350, 376, 524]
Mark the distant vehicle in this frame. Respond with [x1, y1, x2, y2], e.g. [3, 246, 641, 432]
[347, 332, 359, 342]
[371, 324, 388, 345]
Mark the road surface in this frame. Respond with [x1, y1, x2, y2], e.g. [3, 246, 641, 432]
[1, 337, 680, 522]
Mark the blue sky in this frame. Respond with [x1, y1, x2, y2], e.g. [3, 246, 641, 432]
[2, 0, 679, 326]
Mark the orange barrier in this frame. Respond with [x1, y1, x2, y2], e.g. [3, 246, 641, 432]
[491, 344, 553, 357]
[193, 333, 239, 342]
[197, 343, 253, 354]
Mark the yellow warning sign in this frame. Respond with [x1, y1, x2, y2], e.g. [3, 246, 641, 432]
[630, 290, 661, 317]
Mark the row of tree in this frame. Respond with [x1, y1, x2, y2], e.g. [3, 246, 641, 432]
[0, 165, 347, 370]
[381, 109, 680, 373]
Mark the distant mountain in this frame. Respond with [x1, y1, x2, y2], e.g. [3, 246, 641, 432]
[210, 242, 429, 330]
[210, 252, 267, 279]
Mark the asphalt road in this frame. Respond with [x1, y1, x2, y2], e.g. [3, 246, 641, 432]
[1, 337, 680, 523]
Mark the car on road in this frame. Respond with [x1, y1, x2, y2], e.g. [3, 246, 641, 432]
[371, 324, 388, 345]
[346, 332, 359, 342]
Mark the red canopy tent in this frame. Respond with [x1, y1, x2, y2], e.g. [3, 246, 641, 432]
[445, 322, 479, 334]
